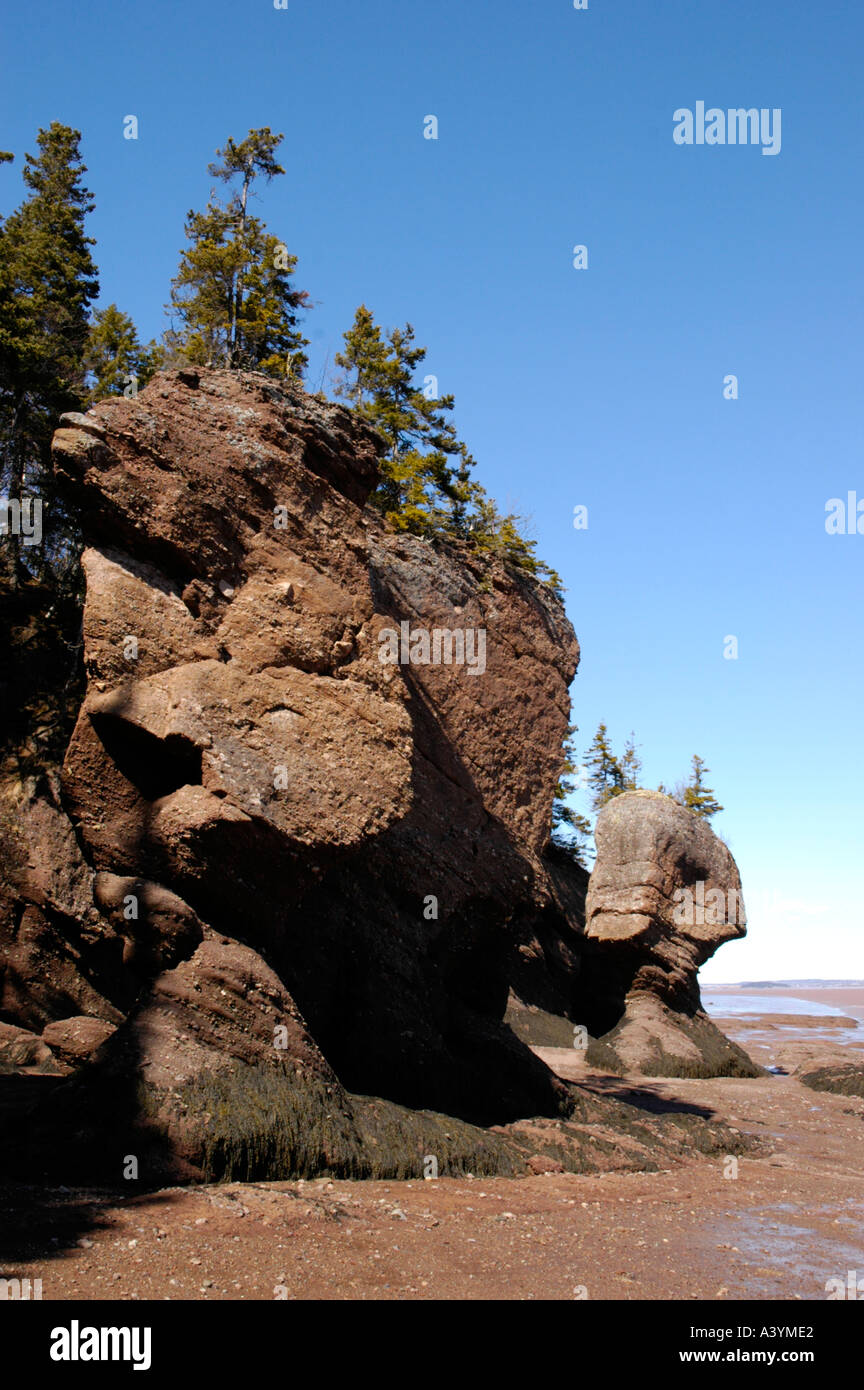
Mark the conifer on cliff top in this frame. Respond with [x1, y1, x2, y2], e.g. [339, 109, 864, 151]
[335, 303, 563, 593]
[167, 128, 309, 377]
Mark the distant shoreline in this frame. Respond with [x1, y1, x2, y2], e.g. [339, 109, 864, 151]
[704, 984, 864, 1026]
[706, 980, 864, 989]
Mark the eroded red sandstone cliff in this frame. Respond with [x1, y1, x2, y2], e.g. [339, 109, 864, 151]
[0, 368, 755, 1181]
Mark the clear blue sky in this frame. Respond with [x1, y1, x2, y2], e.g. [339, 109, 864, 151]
[2, 0, 861, 980]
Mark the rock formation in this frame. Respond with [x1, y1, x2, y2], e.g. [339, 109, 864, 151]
[0, 369, 757, 1183]
[583, 790, 759, 1077]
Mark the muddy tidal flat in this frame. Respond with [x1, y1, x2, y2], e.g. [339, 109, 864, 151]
[3, 990, 863, 1301]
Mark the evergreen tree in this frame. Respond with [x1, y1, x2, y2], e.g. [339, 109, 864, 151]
[337, 304, 388, 408]
[335, 305, 472, 533]
[335, 304, 563, 592]
[549, 725, 593, 866]
[681, 754, 723, 820]
[168, 128, 309, 376]
[465, 492, 562, 589]
[0, 125, 99, 775]
[85, 304, 164, 402]
[0, 125, 99, 500]
[620, 732, 642, 790]
[584, 722, 625, 811]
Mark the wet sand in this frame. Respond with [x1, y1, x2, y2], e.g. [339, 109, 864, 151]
[710, 986, 864, 1024]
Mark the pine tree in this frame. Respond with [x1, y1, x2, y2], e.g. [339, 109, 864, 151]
[0, 125, 99, 775]
[0, 124, 99, 495]
[335, 306, 471, 533]
[620, 732, 642, 790]
[681, 755, 723, 820]
[334, 304, 564, 593]
[584, 722, 625, 811]
[85, 304, 163, 403]
[550, 725, 594, 866]
[466, 492, 561, 589]
[168, 128, 309, 376]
